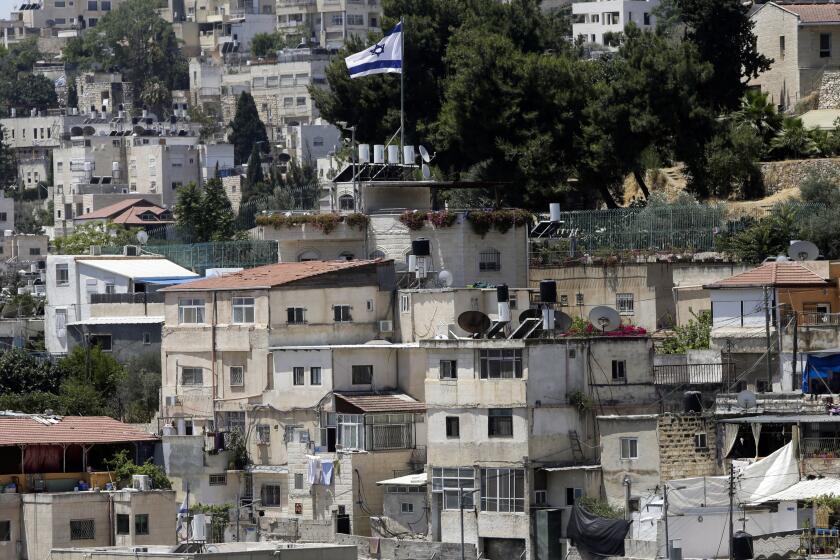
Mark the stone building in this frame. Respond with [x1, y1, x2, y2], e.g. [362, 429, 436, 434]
[275, 0, 382, 49]
[75, 73, 135, 115]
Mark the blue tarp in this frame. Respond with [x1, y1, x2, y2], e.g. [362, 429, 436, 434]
[803, 353, 840, 393]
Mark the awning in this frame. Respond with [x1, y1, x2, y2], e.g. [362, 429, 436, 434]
[377, 472, 427, 486]
[244, 465, 289, 475]
[720, 414, 839, 424]
[68, 316, 164, 326]
[542, 464, 602, 472]
[750, 478, 840, 504]
[334, 392, 426, 414]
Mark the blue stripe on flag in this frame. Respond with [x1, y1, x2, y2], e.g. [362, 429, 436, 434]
[348, 59, 402, 76]
[385, 22, 401, 36]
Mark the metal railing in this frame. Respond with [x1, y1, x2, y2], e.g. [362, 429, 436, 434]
[89, 292, 164, 304]
[787, 311, 840, 327]
[653, 362, 735, 385]
[802, 437, 840, 458]
[366, 423, 413, 451]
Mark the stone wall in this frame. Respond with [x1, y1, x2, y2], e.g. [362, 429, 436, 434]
[759, 158, 840, 194]
[334, 534, 477, 560]
[657, 413, 718, 481]
[819, 71, 840, 109]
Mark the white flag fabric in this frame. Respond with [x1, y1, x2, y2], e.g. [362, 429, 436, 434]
[176, 494, 189, 533]
[345, 22, 402, 79]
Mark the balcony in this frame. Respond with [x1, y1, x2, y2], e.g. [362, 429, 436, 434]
[802, 437, 840, 459]
[90, 292, 165, 304]
[654, 363, 735, 385]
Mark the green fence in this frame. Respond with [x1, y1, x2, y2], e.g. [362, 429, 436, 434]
[102, 240, 279, 275]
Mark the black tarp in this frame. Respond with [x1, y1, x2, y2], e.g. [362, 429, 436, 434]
[566, 505, 632, 557]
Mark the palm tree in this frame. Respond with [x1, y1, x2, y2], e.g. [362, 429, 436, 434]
[770, 117, 819, 159]
[733, 90, 782, 143]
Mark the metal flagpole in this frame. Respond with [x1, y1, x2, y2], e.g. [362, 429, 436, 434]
[400, 15, 405, 151]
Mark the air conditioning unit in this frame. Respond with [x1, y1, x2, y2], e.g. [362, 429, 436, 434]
[123, 245, 139, 256]
[165, 395, 180, 407]
[378, 320, 393, 333]
[131, 474, 151, 491]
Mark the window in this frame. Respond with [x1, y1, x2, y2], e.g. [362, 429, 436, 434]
[333, 305, 352, 322]
[283, 97, 293, 107]
[209, 473, 227, 486]
[643, 11, 650, 25]
[338, 413, 364, 449]
[479, 349, 523, 379]
[257, 425, 270, 445]
[331, 13, 343, 25]
[821, 33, 832, 58]
[401, 502, 414, 513]
[116, 514, 129, 535]
[432, 467, 475, 510]
[143, 332, 151, 345]
[479, 248, 501, 271]
[310, 367, 322, 385]
[230, 366, 244, 387]
[400, 294, 410, 314]
[88, 17, 97, 26]
[70, 519, 95, 540]
[232, 296, 255, 324]
[294, 473, 304, 489]
[178, 298, 205, 323]
[347, 14, 363, 25]
[352, 365, 373, 385]
[293, 366, 305, 386]
[695, 433, 708, 451]
[101, 0, 110, 8]
[55, 309, 67, 338]
[56, 263, 69, 286]
[480, 468, 525, 512]
[135, 514, 149, 535]
[87, 0, 96, 9]
[287, 307, 306, 324]
[296, 97, 306, 106]
[0, 213, 6, 222]
[445, 416, 460, 438]
[611, 360, 626, 382]
[534, 490, 547, 506]
[313, 136, 324, 147]
[440, 360, 457, 379]
[560, 295, 569, 307]
[54, 0, 65, 6]
[89, 334, 112, 351]
[620, 437, 638, 460]
[616, 293, 634, 315]
[181, 367, 203, 386]
[223, 411, 245, 433]
[488, 408, 514, 438]
[779, 35, 785, 60]
[339, 194, 355, 210]
[104, 281, 115, 294]
[566, 487, 583, 506]
[262, 484, 283, 506]
[509, 293, 518, 309]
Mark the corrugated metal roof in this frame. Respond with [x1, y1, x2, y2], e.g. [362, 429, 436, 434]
[782, 3, 840, 23]
[542, 465, 602, 472]
[704, 261, 831, 289]
[753, 478, 840, 503]
[67, 316, 164, 326]
[334, 392, 426, 413]
[377, 472, 427, 486]
[160, 259, 388, 292]
[77, 258, 198, 281]
[0, 415, 158, 446]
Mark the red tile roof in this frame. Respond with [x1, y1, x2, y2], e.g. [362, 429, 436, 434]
[160, 259, 390, 292]
[0, 415, 158, 446]
[335, 392, 426, 414]
[705, 261, 833, 289]
[76, 198, 161, 221]
[111, 206, 174, 226]
[780, 4, 840, 23]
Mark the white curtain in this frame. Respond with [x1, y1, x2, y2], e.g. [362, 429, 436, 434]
[751, 422, 762, 458]
[723, 423, 740, 458]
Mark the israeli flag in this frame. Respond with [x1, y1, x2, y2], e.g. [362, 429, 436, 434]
[176, 494, 189, 534]
[345, 22, 402, 79]
[54, 74, 66, 87]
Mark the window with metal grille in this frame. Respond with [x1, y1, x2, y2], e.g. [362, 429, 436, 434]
[365, 413, 414, 450]
[352, 365, 373, 385]
[576, 293, 584, 305]
[446, 416, 460, 438]
[432, 467, 475, 510]
[479, 349, 523, 379]
[116, 514, 129, 535]
[135, 514, 149, 535]
[262, 484, 284, 506]
[479, 248, 501, 271]
[223, 411, 245, 433]
[488, 408, 514, 438]
[179, 298, 205, 323]
[333, 305, 352, 322]
[294, 473, 304, 489]
[56, 264, 69, 286]
[440, 360, 457, 379]
[339, 194, 355, 211]
[616, 293, 634, 315]
[310, 367, 322, 385]
[400, 294, 410, 314]
[287, 307, 306, 324]
[257, 425, 270, 445]
[293, 367, 305, 386]
[181, 367, 203, 386]
[401, 502, 414, 513]
[232, 297, 255, 324]
[89, 334, 112, 351]
[230, 366, 244, 387]
[209, 473, 227, 486]
[481, 468, 525, 512]
[611, 360, 626, 382]
[70, 519, 95, 540]
[560, 295, 569, 306]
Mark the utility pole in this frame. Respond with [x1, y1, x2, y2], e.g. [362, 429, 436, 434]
[793, 312, 799, 390]
[664, 485, 670, 560]
[729, 463, 735, 560]
[235, 490, 240, 542]
[764, 286, 773, 391]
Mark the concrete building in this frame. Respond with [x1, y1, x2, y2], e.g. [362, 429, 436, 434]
[50, 542, 357, 560]
[750, 3, 840, 111]
[9, 0, 129, 42]
[572, 0, 659, 46]
[164, 0, 276, 58]
[44, 255, 198, 359]
[0, 233, 49, 273]
[76, 73, 135, 116]
[275, 0, 382, 49]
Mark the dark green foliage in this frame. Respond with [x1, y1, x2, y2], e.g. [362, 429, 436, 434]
[66, 83, 78, 109]
[118, 354, 162, 423]
[106, 449, 171, 489]
[228, 92, 268, 164]
[53, 222, 141, 254]
[699, 123, 765, 199]
[0, 349, 65, 394]
[0, 128, 17, 188]
[246, 145, 264, 187]
[770, 117, 819, 159]
[0, 40, 58, 117]
[175, 180, 237, 242]
[661, 310, 712, 354]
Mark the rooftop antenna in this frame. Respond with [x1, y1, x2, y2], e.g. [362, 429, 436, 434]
[589, 306, 621, 332]
[418, 145, 435, 163]
[457, 310, 491, 338]
[788, 240, 819, 261]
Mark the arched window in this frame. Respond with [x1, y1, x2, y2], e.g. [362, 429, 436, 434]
[338, 251, 355, 261]
[298, 250, 321, 262]
[339, 194, 355, 211]
[479, 248, 501, 271]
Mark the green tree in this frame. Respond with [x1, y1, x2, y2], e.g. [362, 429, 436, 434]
[661, 310, 712, 354]
[175, 179, 237, 242]
[0, 349, 65, 394]
[119, 354, 161, 423]
[66, 82, 78, 109]
[228, 92, 267, 164]
[251, 32, 283, 57]
[246, 145, 264, 186]
[140, 77, 172, 117]
[53, 221, 141, 254]
[716, 203, 803, 263]
[770, 117, 819, 159]
[0, 127, 17, 188]
[731, 89, 782, 144]
[699, 122, 765, 199]
[0, 40, 58, 117]
[106, 449, 171, 489]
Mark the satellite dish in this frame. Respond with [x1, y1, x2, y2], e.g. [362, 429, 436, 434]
[589, 306, 621, 332]
[736, 389, 757, 410]
[438, 270, 453, 287]
[518, 308, 540, 322]
[555, 311, 573, 332]
[788, 240, 819, 261]
[277, 153, 292, 164]
[421, 163, 431, 180]
[136, 231, 149, 245]
[418, 145, 432, 163]
[457, 310, 491, 335]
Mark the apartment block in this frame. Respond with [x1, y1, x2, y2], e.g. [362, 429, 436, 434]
[572, 0, 659, 46]
[275, 0, 383, 49]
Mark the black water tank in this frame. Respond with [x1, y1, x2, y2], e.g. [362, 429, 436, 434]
[732, 531, 754, 560]
[683, 391, 703, 413]
[497, 284, 509, 303]
[411, 239, 430, 256]
[539, 280, 557, 304]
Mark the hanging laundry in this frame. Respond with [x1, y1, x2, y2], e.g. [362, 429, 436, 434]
[306, 455, 322, 484]
[321, 460, 334, 485]
[334, 458, 341, 476]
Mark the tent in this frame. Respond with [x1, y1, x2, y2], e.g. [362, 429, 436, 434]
[803, 349, 840, 393]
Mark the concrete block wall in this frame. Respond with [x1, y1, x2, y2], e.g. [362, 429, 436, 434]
[657, 414, 718, 481]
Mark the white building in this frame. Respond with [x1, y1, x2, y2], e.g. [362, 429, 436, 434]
[275, 0, 382, 49]
[572, 0, 659, 46]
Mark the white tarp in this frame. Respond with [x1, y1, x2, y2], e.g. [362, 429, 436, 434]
[666, 441, 799, 514]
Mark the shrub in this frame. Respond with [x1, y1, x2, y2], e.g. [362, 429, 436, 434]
[106, 449, 171, 489]
[428, 210, 458, 228]
[466, 209, 533, 237]
[399, 210, 427, 230]
[345, 212, 370, 230]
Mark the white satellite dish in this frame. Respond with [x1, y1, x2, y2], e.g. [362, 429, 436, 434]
[136, 230, 149, 245]
[438, 269, 453, 287]
[788, 240, 819, 261]
[418, 145, 435, 163]
[421, 163, 431, 180]
[736, 389, 757, 410]
[589, 306, 621, 332]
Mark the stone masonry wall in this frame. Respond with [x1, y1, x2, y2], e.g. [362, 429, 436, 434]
[657, 413, 719, 482]
[759, 158, 840, 194]
[819, 71, 840, 109]
[335, 533, 478, 560]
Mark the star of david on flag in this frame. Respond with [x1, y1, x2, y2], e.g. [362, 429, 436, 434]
[345, 22, 402, 79]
